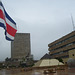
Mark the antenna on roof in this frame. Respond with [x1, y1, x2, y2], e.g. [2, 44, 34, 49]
[71, 14, 75, 31]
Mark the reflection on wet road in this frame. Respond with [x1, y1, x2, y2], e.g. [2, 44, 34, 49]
[0, 68, 75, 75]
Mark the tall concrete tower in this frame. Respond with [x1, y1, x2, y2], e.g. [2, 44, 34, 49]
[11, 33, 31, 61]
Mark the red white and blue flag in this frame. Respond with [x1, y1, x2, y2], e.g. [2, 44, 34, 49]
[0, 0, 17, 41]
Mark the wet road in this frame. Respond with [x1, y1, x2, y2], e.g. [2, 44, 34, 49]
[0, 68, 75, 75]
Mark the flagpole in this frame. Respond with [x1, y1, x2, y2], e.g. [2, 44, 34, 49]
[71, 14, 75, 31]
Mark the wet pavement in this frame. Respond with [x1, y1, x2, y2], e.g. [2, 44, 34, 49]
[0, 68, 75, 75]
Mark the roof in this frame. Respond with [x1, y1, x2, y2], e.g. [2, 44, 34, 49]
[40, 53, 51, 60]
[33, 59, 64, 67]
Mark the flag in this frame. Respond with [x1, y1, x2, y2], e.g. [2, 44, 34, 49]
[0, 0, 17, 41]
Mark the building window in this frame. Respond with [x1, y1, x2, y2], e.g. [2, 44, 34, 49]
[65, 62, 67, 64]
[72, 54, 74, 56]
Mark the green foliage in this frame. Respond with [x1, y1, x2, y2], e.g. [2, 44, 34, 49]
[0, 63, 6, 68]
[56, 58, 63, 63]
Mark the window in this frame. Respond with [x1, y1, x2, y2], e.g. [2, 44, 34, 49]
[65, 62, 67, 64]
[72, 54, 74, 56]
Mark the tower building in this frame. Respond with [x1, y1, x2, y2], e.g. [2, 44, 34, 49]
[11, 33, 31, 61]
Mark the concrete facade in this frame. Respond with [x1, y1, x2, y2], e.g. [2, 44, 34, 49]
[48, 31, 75, 64]
[11, 33, 31, 61]
[69, 49, 75, 59]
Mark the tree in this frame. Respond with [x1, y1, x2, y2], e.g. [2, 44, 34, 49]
[55, 58, 63, 63]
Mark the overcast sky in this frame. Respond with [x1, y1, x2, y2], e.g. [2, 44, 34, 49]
[0, 0, 75, 61]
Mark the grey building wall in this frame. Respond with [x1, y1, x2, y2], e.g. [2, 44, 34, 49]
[11, 33, 31, 61]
